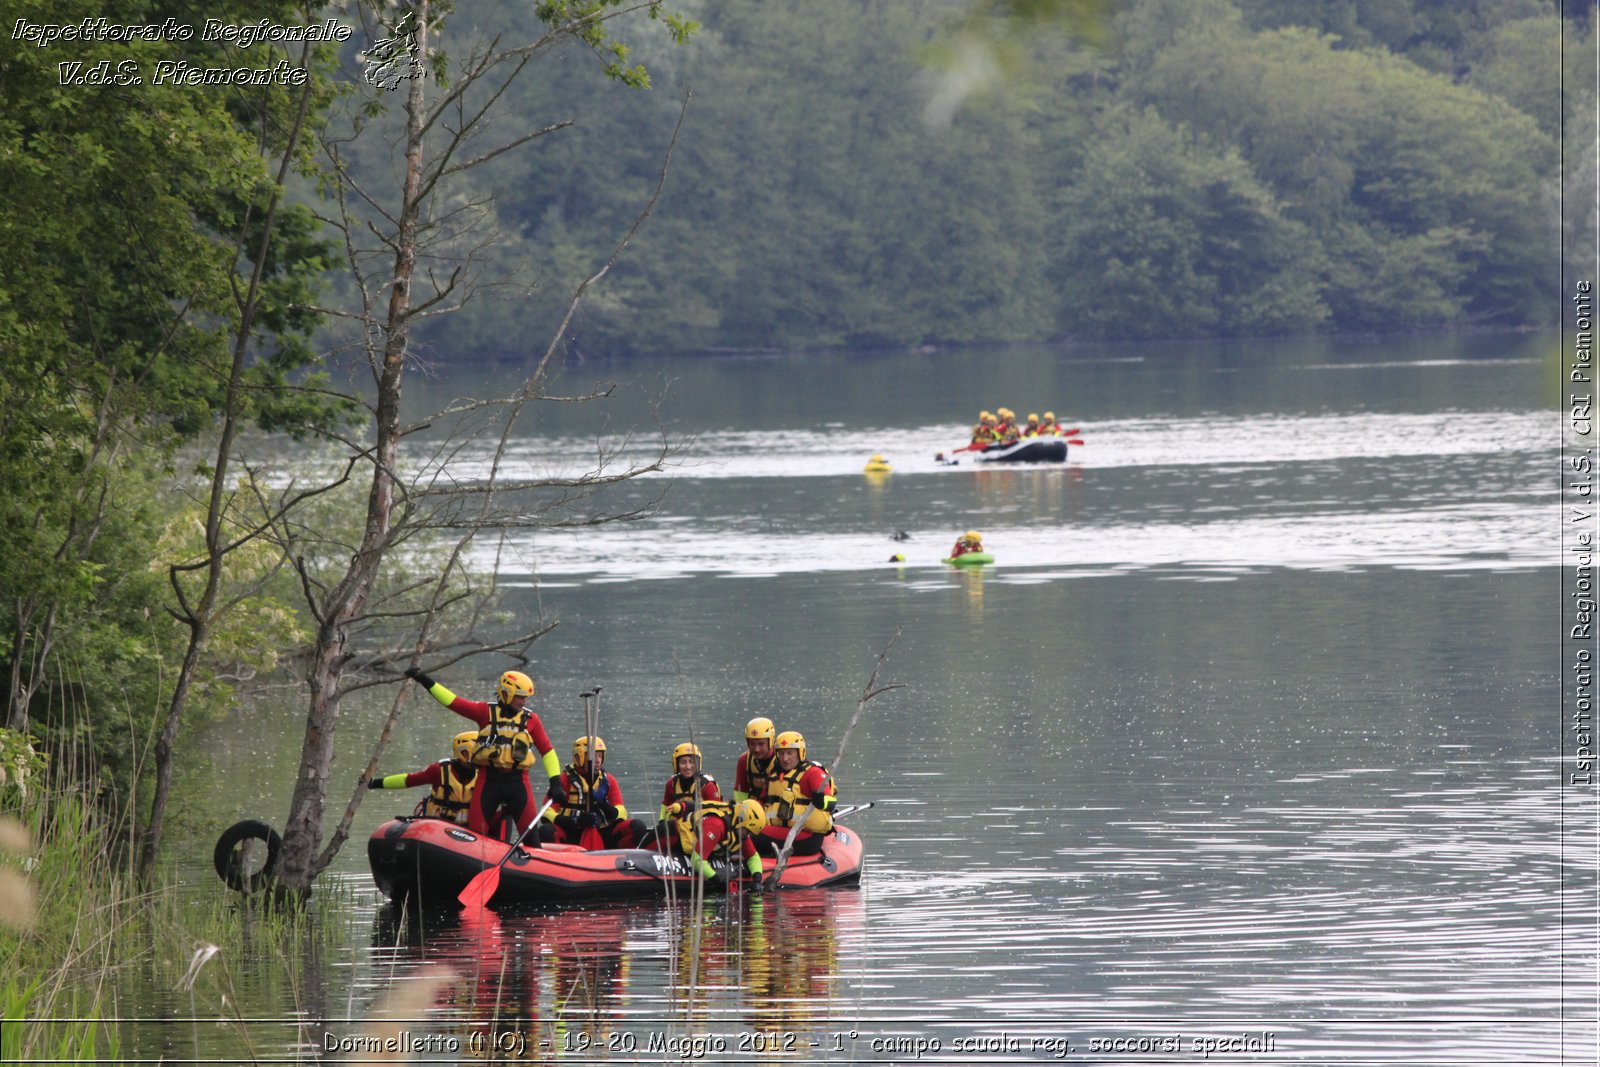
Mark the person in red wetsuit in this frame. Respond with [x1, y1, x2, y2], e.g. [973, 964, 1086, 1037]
[403, 666, 564, 841]
[367, 731, 481, 825]
[639, 742, 766, 884]
[640, 746, 715, 851]
[756, 730, 836, 858]
[949, 530, 984, 558]
[734, 716, 778, 804]
[992, 407, 1019, 445]
[540, 736, 648, 848]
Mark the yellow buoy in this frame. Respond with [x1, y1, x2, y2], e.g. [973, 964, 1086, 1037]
[864, 453, 891, 473]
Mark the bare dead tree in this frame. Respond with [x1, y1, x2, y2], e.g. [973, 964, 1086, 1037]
[268, 0, 694, 894]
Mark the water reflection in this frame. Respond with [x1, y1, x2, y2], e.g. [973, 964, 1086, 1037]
[372, 902, 633, 1061]
[740, 891, 860, 1036]
[362, 890, 869, 1064]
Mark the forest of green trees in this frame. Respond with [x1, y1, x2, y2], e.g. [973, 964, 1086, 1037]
[416, 0, 1588, 356]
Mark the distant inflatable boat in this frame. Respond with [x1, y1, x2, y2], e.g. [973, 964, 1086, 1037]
[367, 817, 865, 905]
[973, 438, 1068, 463]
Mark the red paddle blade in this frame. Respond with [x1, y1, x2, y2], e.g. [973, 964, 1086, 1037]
[1066, 438, 1084, 445]
[458, 864, 501, 907]
[1060, 427, 1080, 437]
[579, 827, 602, 851]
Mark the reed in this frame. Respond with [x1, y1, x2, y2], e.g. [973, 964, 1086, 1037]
[0, 769, 139, 1062]
[0, 741, 358, 1063]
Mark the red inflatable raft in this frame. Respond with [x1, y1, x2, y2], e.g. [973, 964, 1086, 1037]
[367, 817, 865, 906]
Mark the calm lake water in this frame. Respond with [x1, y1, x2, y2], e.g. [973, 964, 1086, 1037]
[149, 331, 1588, 1064]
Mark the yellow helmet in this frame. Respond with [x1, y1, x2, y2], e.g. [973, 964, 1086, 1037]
[745, 717, 776, 742]
[979, 410, 992, 420]
[1043, 411, 1055, 421]
[671, 742, 702, 774]
[497, 670, 534, 704]
[452, 731, 478, 763]
[774, 730, 806, 762]
[964, 530, 983, 542]
[735, 798, 767, 836]
[573, 735, 606, 763]
[997, 407, 1014, 419]
[1027, 413, 1039, 423]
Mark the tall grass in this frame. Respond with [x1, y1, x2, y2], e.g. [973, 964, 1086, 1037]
[0, 773, 136, 1063]
[0, 727, 354, 1064]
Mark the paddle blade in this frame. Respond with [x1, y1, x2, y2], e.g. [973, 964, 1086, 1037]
[579, 826, 603, 851]
[1059, 427, 1080, 437]
[458, 864, 502, 907]
[1066, 438, 1084, 445]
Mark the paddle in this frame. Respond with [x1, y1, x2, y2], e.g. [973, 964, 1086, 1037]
[579, 687, 604, 851]
[831, 801, 874, 820]
[1065, 438, 1084, 446]
[458, 798, 556, 907]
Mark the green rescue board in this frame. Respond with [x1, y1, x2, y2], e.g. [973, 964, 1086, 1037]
[942, 552, 994, 566]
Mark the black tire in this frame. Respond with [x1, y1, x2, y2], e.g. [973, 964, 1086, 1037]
[213, 819, 281, 893]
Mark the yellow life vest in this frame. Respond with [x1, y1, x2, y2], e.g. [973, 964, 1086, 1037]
[665, 773, 717, 811]
[471, 702, 536, 771]
[765, 761, 835, 834]
[418, 760, 477, 823]
[740, 752, 776, 801]
[556, 765, 610, 820]
[663, 774, 720, 853]
[671, 797, 737, 856]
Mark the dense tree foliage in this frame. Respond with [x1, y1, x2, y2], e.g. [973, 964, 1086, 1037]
[1053, 105, 1326, 338]
[410, 0, 1578, 355]
[0, 0, 343, 806]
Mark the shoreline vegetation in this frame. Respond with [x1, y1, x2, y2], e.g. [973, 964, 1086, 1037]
[409, 0, 1581, 360]
[0, 760, 356, 1064]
